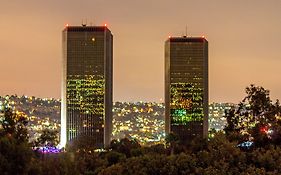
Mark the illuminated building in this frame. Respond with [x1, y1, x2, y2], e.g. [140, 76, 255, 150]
[209, 103, 236, 131]
[165, 36, 208, 143]
[61, 24, 113, 148]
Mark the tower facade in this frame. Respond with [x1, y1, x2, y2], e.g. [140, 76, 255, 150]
[61, 25, 113, 148]
[165, 36, 208, 143]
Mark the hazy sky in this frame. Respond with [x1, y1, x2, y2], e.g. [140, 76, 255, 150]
[1, 0, 281, 103]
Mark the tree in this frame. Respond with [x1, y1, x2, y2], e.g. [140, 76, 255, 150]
[224, 84, 281, 146]
[36, 129, 59, 147]
[0, 107, 33, 174]
[106, 151, 126, 166]
[165, 132, 179, 155]
[0, 108, 29, 143]
[109, 138, 141, 157]
[142, 144, 167, 155]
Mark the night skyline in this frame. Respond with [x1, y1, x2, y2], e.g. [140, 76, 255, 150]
[1, 0, 281, 103]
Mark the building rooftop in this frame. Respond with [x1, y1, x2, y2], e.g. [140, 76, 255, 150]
[167, 36, 207, 43]
[63, 25, 110, 32]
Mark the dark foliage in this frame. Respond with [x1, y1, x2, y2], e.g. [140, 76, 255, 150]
[109, 138, 141, 157]
[2, 85, 281, 174]
[224, 84, 281, 147]
[0, 108, 33, 174]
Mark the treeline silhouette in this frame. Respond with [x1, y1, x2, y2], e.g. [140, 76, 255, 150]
[1, 84, 281, 174]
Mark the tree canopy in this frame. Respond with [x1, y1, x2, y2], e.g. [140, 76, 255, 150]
[2, 84, 281, 174]
[224, 84, 281, 146]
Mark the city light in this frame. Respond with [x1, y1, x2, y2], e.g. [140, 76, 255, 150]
[260, 127, 268, 133]
[35, 146, 62, 154]
[1, 95, 235, 146]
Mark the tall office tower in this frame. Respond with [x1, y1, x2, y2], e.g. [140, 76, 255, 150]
[165, 36, 208, 143]
[61, 24, 113, 148]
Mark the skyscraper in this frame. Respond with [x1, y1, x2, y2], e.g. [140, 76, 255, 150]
[61, 24, 113, 148]
[165, 36, 208, 143]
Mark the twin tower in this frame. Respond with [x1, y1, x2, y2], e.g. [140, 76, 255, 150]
[60, 25, 208, 148]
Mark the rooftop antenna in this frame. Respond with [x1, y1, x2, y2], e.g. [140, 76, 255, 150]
[82, 19, 86, 27]
[182, 25, 188, 38]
